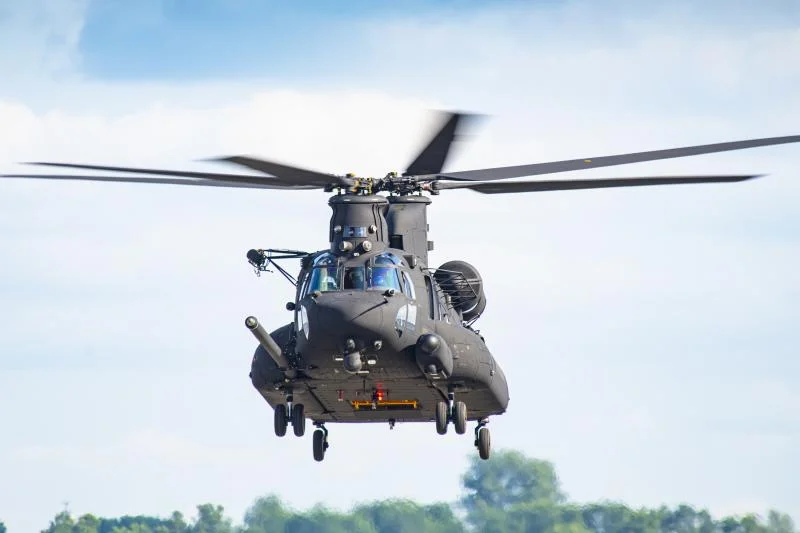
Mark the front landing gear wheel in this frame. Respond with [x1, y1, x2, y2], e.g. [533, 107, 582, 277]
[476, 426, 491, 460]
[435, 401, 449, 435]
[274, 404, 288, 437]
[453, 401, 467, 435]
[292, 404, 306, 437]
[312, 428, 328, 462]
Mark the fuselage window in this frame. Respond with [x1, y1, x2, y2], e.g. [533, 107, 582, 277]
[402, 271, 416, 301]
[424, 275, 436, 319]
[298, 273, 310, 299]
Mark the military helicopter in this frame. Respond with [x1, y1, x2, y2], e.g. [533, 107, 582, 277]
[3, 112, 800, 462]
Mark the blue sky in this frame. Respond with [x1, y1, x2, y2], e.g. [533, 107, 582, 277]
[1, 1, 800, 532]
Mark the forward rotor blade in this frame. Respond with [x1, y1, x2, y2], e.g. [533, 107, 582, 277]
[434, 174, 762, 194]
[208, 156, 347, 187]
[23, 161, 311, 187]
[404, 111, 483, 176]
[0, 173, 317, 190]
[437, 135, 800, 181]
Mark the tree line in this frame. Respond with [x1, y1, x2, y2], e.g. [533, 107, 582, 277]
[11, 450, 794, 533]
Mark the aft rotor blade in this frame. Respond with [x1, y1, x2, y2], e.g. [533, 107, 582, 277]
[436, 135, 800, 181]
[0, 173, 317, 190]
[208, 155, 347, 187]
[23, 161, 311, 187]
[404, 111, 483, 176]
[434, 175, 762, 194]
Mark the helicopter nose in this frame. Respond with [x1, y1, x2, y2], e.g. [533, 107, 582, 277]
[314, 293, 386, 336]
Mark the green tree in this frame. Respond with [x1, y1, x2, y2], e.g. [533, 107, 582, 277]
[110, 525, 156, 533]
[581, 502, 664, 533]
[461, 449, 566, 531]
[241, 496, 291, 533]
[190, 504, 233, 533]
[74, 514, 101, 533]
[42, 510, 76, 533]
[768, 511, 796, 533]
[284, 505, 374, 533]
[0, 520, 6, 533]
[354, 499, 464, 533]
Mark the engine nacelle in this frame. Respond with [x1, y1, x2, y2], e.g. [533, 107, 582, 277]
[433, 260, 487, 321]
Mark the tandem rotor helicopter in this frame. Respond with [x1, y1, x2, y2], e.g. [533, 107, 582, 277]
[4, 112, 800, 462]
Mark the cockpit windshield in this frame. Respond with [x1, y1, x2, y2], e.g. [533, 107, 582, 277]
[343, 266, 366, 290]
[307, 265, 339, 292]
[306, 253, 339, 293]
[301, 252, 405, 296]
[368, 265, 401, 291]
[367, 253, 403, 291]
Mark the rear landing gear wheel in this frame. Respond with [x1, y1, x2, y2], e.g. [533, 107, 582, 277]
[453, 401, 467, 435]
[435, 401, 449, 435]
[312, 427, 328, 462]
[292, 403, 305, 437]
[274, 404, 288, 437]
[475, 425, 491, 460]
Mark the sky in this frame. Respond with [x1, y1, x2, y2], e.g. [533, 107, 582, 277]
[1, 0, 799, 531]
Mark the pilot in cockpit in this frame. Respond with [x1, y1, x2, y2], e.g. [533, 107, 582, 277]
[320, 271, 338, 291]
[344, 268, 365, 290]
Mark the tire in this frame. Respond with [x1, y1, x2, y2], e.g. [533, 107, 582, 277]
[274, 404, 288, 437]
[453, 401, 467, 435]
[477, 427, 490, 460]
[313, 429, 326, 462]
[292, 404, 306, 437]
[435, 401, 449, 435]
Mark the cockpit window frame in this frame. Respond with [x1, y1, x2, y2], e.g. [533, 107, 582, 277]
[299, 252, 410, 296]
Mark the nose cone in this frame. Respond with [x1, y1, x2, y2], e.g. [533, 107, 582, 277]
[316, 292, 386, 333]
[299, 292, 387, 354]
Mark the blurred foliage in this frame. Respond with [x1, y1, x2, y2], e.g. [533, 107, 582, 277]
[29, 450, 795, 533]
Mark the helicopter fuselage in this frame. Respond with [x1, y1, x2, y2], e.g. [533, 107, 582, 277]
[250, 246, 509, 424]
[248, 193, 509, 427]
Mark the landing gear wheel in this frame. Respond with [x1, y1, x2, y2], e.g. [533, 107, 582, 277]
[453, 401, 467, 435]
[476, 427, 491, 460]
[274, 404, 288, 437]
[435, 401, 449, 435]
[312, 428, 327, 462]
[292, 403, 305, 437]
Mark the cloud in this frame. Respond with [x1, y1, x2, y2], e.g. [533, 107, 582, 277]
[0, 0, 89, 86]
